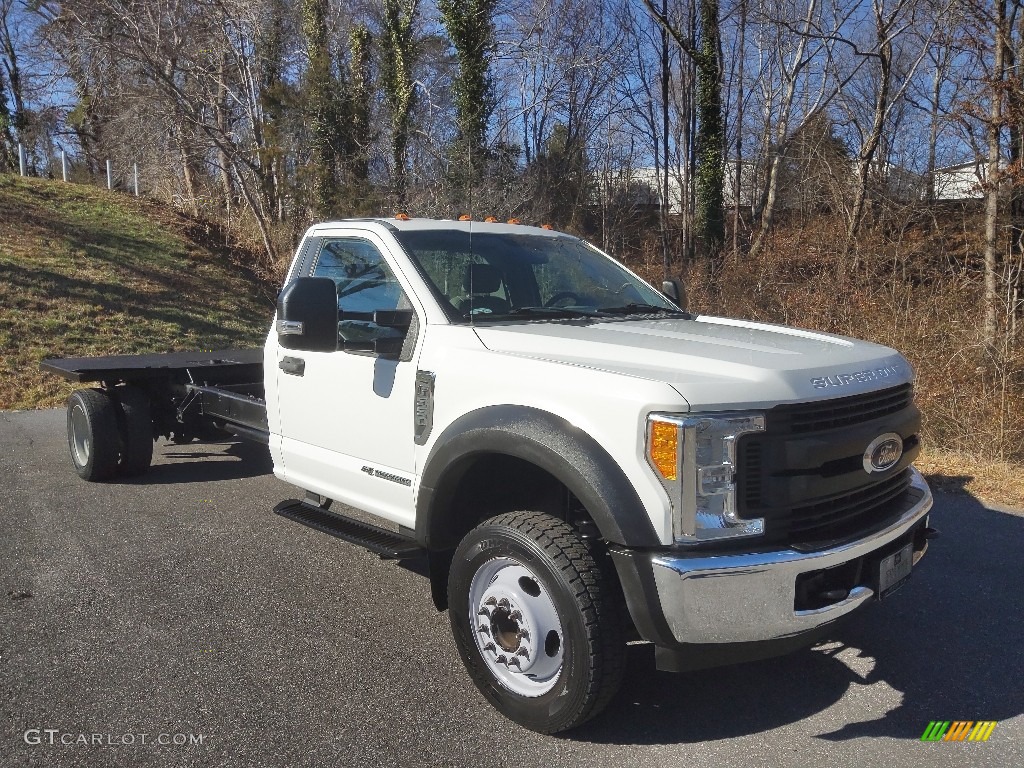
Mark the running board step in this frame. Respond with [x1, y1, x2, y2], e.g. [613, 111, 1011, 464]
[273, 499, 424, 559]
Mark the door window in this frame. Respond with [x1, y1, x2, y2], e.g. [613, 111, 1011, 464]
[311, 238, 410, 346]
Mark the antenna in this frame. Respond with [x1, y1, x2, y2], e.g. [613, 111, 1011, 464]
[467, 135, 474, 326]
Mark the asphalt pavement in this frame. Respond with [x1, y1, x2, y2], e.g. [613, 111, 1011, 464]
[1, 408, 1021, 768]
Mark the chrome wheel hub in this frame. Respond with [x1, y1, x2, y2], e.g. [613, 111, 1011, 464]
[468, 558, 563, 697]
[70, 404, 91, 466]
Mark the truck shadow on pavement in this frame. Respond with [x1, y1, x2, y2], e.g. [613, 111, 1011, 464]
[571, 489, 1024, 745]
[116, 440, 274, 485]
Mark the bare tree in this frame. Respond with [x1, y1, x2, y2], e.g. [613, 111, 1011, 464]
[643, 0, 726, 261]
[746, 0, 856, 258]
[839, 0, 943, 240]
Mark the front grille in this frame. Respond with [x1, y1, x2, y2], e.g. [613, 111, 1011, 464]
[768, 383, 913, 434]
[788, 469, 912, 543]
[737, 384, 919, 547]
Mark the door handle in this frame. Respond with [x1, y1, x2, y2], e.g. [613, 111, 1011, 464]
[279, 356, 305, 376]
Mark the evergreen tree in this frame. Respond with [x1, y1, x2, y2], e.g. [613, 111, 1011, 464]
[302, 0, 341, 217]
[381, 0, 420, 207]
[438, 0, 497, 199]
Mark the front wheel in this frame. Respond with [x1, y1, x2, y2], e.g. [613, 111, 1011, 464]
[448, 511, 625, 733]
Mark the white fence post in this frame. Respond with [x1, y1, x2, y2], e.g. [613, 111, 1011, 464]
[18, 143, 25, 176]
[106, 159, 112, 190]
[134, 163, 139, 196]
[61, 149, 68, 182]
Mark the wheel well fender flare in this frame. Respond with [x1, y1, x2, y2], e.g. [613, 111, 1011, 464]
[415, 405, 661, 551]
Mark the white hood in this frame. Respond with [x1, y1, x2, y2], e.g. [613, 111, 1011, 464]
[473, 315, 913, 411]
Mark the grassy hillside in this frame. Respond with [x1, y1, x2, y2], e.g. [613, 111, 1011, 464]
[0, 175, 276, 410]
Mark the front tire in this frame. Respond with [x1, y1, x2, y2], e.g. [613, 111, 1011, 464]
[448, 511, 626, 733]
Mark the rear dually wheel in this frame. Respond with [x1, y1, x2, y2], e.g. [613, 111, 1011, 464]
[66, 388, 121, 481]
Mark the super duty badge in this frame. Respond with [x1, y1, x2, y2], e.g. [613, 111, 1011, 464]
[811, 365, 902, 389]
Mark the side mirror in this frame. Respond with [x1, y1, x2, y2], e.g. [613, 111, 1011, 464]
[662, 279, 687, 311]
[276, 277, 338, 352]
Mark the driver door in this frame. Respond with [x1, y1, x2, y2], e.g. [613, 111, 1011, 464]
[274, 233, 421, 527]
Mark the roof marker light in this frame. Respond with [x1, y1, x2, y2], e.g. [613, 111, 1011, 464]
[458, 214, 472, 221]
[541, 224, 553, 230]
[507, 218, 521, 225]
[395, 213, 411, 221]
[484, 216, 499, 223]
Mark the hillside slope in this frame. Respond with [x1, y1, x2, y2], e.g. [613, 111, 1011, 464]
[0, 175, 276, 410]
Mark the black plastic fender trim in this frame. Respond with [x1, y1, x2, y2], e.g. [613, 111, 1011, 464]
[608, 546, 678, 648]
[415, 405, 661, 550]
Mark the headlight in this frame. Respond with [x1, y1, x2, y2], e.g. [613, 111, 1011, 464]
[646, 412, 766, 543]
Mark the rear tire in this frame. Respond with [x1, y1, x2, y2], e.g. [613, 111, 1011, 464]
[448, 511, 626, 734]
[113, 386, 153, 477]
[66, 389, 121, 481]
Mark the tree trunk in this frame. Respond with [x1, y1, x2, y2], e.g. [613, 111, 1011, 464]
[926, 61, 942, 202]
[847, 27, 892, 241]
[983, 0, 1007, 351]
[733, 0, 746, 256]
[215, 55, 234, 215]
[303, 0, 339, 218]
[660, 0, 671, 277]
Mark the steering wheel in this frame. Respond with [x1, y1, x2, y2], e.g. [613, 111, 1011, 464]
[544, 291, 581, 308]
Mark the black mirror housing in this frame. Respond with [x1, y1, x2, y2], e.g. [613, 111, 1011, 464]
[662, 279, 687, 311]
[276, 277, 338, 352]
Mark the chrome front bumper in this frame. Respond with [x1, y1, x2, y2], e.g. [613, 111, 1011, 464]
[612, 467, 933, 648]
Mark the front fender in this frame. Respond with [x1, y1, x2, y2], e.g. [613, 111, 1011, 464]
[415, 405, 660, 550]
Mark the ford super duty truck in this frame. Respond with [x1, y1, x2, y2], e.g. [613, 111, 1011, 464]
[43, 217, 936, 733]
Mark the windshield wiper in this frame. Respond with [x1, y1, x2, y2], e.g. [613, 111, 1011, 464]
[478, 306, 607, 320]
[599, 303, 688, 316]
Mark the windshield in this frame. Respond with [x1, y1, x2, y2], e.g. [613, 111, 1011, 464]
[393, 229, 683, 322]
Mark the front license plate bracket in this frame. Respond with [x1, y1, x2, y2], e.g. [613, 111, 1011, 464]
[878, 542, 914, 599]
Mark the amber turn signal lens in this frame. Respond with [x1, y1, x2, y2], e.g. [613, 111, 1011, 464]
[649, 421, 678, 481]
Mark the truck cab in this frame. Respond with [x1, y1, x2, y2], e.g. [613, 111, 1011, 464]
[266, 218, 933, 731]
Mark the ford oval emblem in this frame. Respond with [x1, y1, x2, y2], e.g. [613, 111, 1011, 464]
[863, 433, 903, 474]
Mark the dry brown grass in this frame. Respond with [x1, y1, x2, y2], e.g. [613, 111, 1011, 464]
[917, 448, 1024, 509]
[0, 176, 276, 410]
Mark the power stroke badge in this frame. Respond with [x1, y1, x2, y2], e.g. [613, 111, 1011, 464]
[863, 432, 904, 474]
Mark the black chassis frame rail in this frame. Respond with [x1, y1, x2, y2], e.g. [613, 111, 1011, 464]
[41, 348, 269, 443]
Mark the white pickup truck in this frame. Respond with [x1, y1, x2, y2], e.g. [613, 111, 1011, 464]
[44, 217, 935, 733]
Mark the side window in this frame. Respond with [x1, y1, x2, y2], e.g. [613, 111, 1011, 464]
[312, 238, 410, 346]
